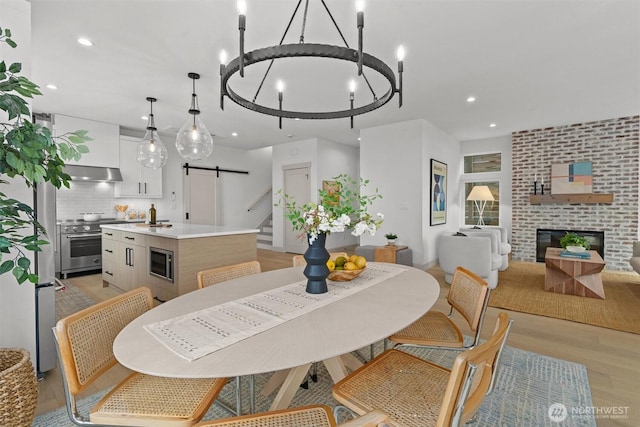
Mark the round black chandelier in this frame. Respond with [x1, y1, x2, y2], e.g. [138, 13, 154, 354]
[219, 0, 405, 129]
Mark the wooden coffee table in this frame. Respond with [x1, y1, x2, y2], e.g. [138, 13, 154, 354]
[544, 247, 606, 299]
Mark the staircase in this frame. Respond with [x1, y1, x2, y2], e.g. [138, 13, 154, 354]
[256, 215, 273, 250]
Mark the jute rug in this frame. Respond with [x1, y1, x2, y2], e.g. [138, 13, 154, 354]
[447, 261, 640, 334]
[32, 341, 596, 427]
[55, 282, 96, 322]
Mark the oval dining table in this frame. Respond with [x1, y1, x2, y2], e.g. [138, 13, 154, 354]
[113, 263, 439, 413]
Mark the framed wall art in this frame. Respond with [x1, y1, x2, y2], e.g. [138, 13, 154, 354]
[430, 159, 447, 226]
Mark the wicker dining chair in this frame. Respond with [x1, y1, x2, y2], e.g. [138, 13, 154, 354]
[333, 313, 512, 427]
[292, 252, 349, 267]
[193, 405, 390, 427]
[53, 287, 228, 427]
[197, 260, 262, 289]
[388, 266, 490, 351]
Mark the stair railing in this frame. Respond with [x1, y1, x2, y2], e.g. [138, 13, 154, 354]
[247, 186, 272, 212]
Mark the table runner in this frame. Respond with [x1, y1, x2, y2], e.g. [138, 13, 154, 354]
[144, 263, 406, 361]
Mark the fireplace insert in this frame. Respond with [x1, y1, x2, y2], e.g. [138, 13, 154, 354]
[536, 229, 604, 262]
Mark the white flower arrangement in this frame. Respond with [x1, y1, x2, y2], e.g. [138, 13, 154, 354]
[277, 174, 384, 244]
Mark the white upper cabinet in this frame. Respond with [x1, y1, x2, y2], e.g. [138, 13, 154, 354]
[54, 114, 120, 167]
[114, 136, 163, 198]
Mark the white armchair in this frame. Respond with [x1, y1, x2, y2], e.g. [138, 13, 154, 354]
[437, 233, 499, 289]
[460, 226, 511, 270]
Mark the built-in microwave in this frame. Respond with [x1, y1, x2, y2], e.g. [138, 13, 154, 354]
[149, 247, 174, 282]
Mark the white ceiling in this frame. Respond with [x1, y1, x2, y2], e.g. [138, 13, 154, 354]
[28, 0, 640, 151]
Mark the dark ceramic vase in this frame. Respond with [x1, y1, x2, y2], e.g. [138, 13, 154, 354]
[303, 232, 330, 294]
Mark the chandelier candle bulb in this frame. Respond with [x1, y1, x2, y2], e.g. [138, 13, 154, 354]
[237, 0, 246, 77]
[277, 80, 284, 129]
[349, 79, 356, 128]
[356, 1, 365, 75]
[397, 45, 404, 107]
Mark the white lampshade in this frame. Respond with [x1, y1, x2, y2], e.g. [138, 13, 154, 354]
[467, 185, 495, 201]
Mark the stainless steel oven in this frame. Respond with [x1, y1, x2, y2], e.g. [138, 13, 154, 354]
[59, 221, 103, 278]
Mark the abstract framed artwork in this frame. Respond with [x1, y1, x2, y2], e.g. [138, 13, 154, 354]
[551, 161, 593, 194]
[430, 159, 447, 225]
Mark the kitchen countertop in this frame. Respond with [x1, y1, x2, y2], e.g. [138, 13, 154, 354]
[100, 223, 260, 240]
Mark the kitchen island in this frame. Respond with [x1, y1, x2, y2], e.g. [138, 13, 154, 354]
[101, 223, 259, 301]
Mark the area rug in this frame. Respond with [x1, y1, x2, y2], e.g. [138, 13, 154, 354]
[55, 282, 96, 322]
[486, 261, 640, 334]
[32, 342, 596, 427]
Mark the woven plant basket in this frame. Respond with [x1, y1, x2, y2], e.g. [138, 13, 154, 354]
[0, 348, 38, 427]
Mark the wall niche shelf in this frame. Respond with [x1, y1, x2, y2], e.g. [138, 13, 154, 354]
[529, 193, 614, 205]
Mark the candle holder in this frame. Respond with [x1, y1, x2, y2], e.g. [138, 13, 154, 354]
[541, 184, 545, 195]
[533, 181, 538, 195]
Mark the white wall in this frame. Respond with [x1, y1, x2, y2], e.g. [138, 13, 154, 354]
[271, 138, 359, 251]
[459, 135, 513, 239]
[0, 0, 37, 363]
[359, 119, 461, 269]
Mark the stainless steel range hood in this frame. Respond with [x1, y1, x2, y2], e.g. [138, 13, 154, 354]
[64, 164, 123, 182]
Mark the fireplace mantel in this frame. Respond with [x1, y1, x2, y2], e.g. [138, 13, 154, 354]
[529, 193, 614, 204]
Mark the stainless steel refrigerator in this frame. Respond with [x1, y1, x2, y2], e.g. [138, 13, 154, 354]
[33, 114, 58, 377]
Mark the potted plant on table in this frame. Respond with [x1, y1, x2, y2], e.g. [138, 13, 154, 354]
[1, 27, 90, 285]
[277, 174, 384, 293]
[560, 232, 590, 253]
[385, 233, 398, 246]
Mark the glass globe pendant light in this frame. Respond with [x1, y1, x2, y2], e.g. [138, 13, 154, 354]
[175, 72, 214, 160]
[137, 97, 168, 169]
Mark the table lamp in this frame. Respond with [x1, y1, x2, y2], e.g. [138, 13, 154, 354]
[467, 185, 494, 225]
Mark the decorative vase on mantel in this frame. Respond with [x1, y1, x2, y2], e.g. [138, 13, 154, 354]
[303, 232, 330, 294]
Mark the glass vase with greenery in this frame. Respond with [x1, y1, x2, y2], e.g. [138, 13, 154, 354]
[1, 27, 90, 284]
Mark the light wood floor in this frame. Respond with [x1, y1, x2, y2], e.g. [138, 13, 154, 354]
[37, 249, 640, 426]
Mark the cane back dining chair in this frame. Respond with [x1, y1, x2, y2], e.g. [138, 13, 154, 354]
[53, 287, 228, 427]
[388, 266, 490, 351]
[197, 260, 262, 289]
[332, 313, 512, 427]
[193, 405, 390, 427]
[292, 252, 349, 267]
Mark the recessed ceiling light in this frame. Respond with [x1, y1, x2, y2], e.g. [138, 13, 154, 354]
[294, 118, 300, 121]
[466, 96, 476, 103]
[231, 132, 238, 137]
[77, 37, 94, 47]
[45, 84, 58, 90]
[141, 116, 148, 121]
[489, 123, 497, 128]
[358, 137, 361, 141]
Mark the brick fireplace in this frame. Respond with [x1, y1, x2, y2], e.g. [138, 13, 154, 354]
[511, 116, 639, 271]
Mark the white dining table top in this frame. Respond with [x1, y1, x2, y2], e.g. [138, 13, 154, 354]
[113, 263, 440, 378]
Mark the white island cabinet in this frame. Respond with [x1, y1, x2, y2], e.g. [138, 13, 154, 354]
[101, 223, 259, 301]
[114, 136, 162, 198]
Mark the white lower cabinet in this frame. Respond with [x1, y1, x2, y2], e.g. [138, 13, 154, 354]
[102, 230, 148, 292]
[114, 136, 163, 198]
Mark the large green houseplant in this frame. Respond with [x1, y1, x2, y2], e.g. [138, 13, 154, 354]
[1, 27, 89, 284]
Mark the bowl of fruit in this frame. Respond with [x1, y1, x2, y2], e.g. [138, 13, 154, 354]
[327, 255, 367, 281]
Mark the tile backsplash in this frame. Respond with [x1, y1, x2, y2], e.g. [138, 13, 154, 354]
[56, 181, 154, 221]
